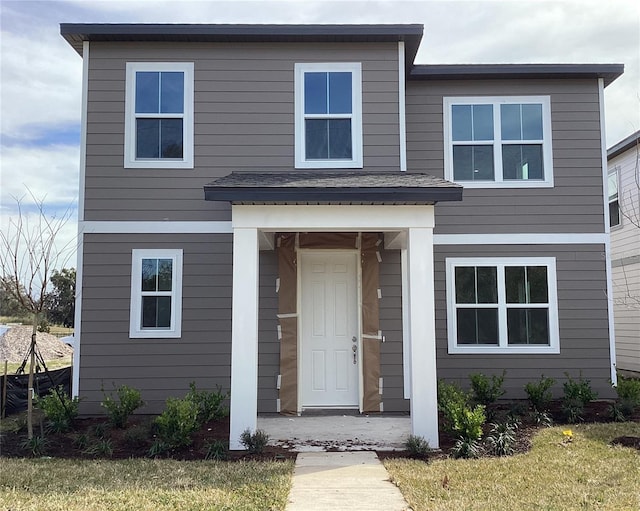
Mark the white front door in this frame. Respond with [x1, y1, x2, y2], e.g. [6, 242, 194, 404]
[300, 251, 359, 408]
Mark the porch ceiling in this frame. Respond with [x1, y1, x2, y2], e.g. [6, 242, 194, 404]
[203, 171, 463, 205]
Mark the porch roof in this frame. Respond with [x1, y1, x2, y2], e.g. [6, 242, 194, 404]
[203, 171, 463, 205]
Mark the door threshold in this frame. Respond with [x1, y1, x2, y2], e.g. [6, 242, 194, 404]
[300, 408, 360, 417]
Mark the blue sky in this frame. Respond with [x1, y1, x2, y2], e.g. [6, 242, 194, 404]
[1, 0, 639, 260]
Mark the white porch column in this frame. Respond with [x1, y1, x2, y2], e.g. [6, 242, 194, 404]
[406, 227, 439, 448]
[229, 227, 260, 450]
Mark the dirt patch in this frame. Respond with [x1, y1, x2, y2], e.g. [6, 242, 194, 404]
[0, 325, 73, 363]
[611, 436, 640, 451]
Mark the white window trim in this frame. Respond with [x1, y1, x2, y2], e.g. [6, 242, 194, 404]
[608, 167, 622, 229]
[445, 257, 559, 354]
[443, 96, 553, 188]
[294, 62, 363, 169]
[129, 248, 183, 338]
[124, 62, 194, 169]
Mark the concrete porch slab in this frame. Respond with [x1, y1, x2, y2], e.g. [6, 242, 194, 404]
[257, 415, 411, 452]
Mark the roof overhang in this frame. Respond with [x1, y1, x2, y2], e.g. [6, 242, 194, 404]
[608, 130, 640, 160]
[204, 171, 463, 205]
[410, 63, 624, 87]
[59, 23, 423, 66]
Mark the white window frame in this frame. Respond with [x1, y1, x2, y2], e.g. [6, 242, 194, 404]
[124, 62, 194, 169]
[608, 168, 621, 228]
[445, 257, 559, 354]
[129, 248, 183, 338]
[443, 96, 554, 188]
[294, 62, 363, 169]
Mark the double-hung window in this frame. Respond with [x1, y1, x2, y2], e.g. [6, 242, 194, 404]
[125, 62, 194, 168]
[446, 257, 559, 354]
[130, 249, 183, 338]
[444, 96, 553, 187]
[608, 169, 621, 228]
[295, 63, 363, 168]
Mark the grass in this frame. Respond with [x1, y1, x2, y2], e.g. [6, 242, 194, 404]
[0, 457, 294, 511]
[384, 423, 640, 511]
[3, 356, 73, 375]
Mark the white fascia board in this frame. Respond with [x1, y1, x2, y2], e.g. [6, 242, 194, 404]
[232, 205, 435, 231]
[434, 233, 608, 245]
[80, 221, 232, 234]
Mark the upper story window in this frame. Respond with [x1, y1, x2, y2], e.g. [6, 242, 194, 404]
[446, 257, 559, 354]
[444, 96, 553, 188]
[608, 169, 621, 228]
[129, 249, 183, 338]
[125, 62, 194, 169]
[295, 63, 363, 169]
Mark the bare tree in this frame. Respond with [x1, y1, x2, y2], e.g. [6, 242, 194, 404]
[0, 191, 75, 438]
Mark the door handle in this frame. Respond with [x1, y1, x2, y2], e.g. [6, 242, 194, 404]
[352, 344, 357, 364]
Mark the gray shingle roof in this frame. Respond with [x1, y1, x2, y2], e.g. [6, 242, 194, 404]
[204, 171, 463, 205]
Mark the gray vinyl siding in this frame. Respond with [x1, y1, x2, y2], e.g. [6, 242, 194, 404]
[406, 79, 607, 234]
[434, 243, 615, 399]
[84, 41, 400, 222]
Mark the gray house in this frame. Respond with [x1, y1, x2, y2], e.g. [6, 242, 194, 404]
[61, 23, 622, 449]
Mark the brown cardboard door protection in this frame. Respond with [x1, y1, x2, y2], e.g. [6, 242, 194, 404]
[277, 232, 382, 415]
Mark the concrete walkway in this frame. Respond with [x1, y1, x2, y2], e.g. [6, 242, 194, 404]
[285, 451, 411, 511]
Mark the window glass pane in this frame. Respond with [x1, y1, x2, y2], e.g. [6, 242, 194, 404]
[477, 267, 498, 303]
[452, 105, 472, 141]
[141, 258, 158, 291]
[521, 104, 543, 139]
[610, 200, 620, 227]
[454, 145, 495, 181]
[160, 72, 184, 114]
[505, 266, 526, 303]
[457, 308, 499, 345]
[608, 173, 618, 200]
[328, 119, 352, 159]
[502, 144, 543, 180]
[527, 266, 548, 303]
[304, 72, 327, 114]
[473, 104, 493, 141]
[142, 296, 172, 328]
[160, 119, 183, 158]
[136, 72, 159, 114]
[455, 267, 476, 303]
[507, 308, 549, 345]
[157, 259, 173, 292]
[305, 119, 328, 159]
[136, 119, 160, 158]
[501, 104, 521, 140]
[328, 72, 352, 114]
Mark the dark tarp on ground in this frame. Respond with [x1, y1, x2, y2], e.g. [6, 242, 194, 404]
[0, 367, 71, 416]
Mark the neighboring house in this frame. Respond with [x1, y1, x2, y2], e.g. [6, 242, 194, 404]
[60, 23, 623, 449]
[608, 130, 640, 375]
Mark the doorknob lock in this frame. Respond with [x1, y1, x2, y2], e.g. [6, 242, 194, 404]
[352, 336, 357, 343]
[352, 345, 357, 352]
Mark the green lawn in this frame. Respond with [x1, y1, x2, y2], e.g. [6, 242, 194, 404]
[0, 458, 294, 511]
[384, 423, 640, 511]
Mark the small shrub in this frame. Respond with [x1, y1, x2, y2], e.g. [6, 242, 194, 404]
[405, 435, 430, 456]
[36, 386, 79, 433]
[73, 433, 89, 450]
[185, 382, 229, 423]
[614, 375, 640, 415]
[608, 401, 627, 422]
[155, 396, 200, 448]
[124, 424, 149, 447]
[240, 428, 270, 454]
[92, 422, 109, 439]
[84, 439, 113, 457]
[524, 375, 555, 412]
[37, 320, 50, 333]
[485, 420, 519, 456]
[507, 401, 528, 421]
[20, 436, 48, 456]
[530, 409, 553, 427]
[437, 380, 470, 433]
[101, 384, 145, 428]
[562, 372, 597, 423]
[148, 439, 171, 458]
[469, 371, 506, 406]
[454, 404, 486, 442]
[451, 438, 483, 459]
[204, 439, 228, 460]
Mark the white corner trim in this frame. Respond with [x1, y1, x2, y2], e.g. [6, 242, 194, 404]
[401, 249, 411, 399]
[78, 41, 89, 223]
[80, 221, 233, 234]
[398, 41, 407, 172]
[434, 233, 608, 245]
[599, 77, 617, 385]
[71, 231, 84, 398]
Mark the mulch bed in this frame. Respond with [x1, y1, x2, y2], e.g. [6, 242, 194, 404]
[1, 400, 638, 461]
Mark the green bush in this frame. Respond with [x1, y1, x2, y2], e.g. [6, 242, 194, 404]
[614, 375, 640, 415]
[101, 384, 145, 428]
[204, 439, 228, 460]
[562, 372, 597, 423]
[20, 436, 48, 456]
[437, 380, 470, 433]
[405, 435, 430, 456]
[469, 371, 506, 406]
[148, 439, 171, 458]
[485, 419, 519, 456]
[438, 379, 486, 451]
[185, 382, 229, 423]
[84, 439, 113, 457]
[451, 438, 483, 459]
[524, 375, 555, 412]
[155, 396, 200, 448]
[36, 386, 79, 432]
[240, 428, 270, 454]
